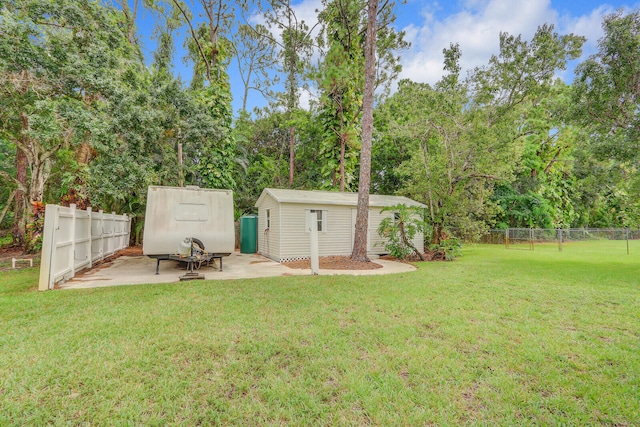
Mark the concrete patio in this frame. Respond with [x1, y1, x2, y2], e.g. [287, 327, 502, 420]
[60, 251, 416, 290]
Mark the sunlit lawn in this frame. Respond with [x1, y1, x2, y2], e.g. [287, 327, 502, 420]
[1, 243, 639, 425]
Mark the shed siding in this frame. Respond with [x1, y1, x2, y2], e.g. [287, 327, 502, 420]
[257, 194, 281, 261]
[279, 203, 353, 261]
[407, 213, 425, 253]
[414, 231, 425, 252]
[367, 208, 424, 256]
[368, 209, 393, 255]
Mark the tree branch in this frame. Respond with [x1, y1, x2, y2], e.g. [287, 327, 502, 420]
[0, 171, 26, 192]
[0, 190, 16, 227]
[171, 0, 211, 81]
[543, 148, 562, 175]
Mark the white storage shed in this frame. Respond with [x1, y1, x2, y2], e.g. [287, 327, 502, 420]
[255, 188, 426, 262]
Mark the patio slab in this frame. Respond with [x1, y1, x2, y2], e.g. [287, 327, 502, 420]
[60, 252, 416, 289]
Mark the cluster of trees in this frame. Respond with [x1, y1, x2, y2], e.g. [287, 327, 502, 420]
[1, 0, 639, 252]
[1, 0, 236, 250]
[235, 7, 640, 244]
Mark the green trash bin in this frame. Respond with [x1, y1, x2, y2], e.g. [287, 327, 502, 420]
[239, 215, 258, 254]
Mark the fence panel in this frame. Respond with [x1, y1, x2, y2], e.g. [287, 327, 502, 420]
[38, 204, 130, 291]
[479, 228, 639, 254]
[91, 209, 104, 264]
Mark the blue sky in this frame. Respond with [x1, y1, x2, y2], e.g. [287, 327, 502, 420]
[134, 0, 639, 114]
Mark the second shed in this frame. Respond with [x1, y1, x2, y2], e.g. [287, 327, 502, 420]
[255, 188, 426, 262]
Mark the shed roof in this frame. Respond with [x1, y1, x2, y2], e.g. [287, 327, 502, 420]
[255, 188, 426, 208]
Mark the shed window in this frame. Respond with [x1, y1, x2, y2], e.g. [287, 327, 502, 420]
[306, 209, 327, 233]
[266, 209, 271, 229]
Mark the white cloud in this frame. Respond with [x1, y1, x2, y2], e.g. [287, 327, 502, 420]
[396, 0, 623, 85]
[551, 5, 616, 81]
[554, 3, 640, 81]
[298, 86, 313, 110]
[250, 0, 323, 41]
[291, 0, 323, 28]
[247, 0, 324, 73]
[559, 5, 619, 57]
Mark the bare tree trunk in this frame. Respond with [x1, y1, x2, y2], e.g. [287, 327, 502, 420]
[286, 0, 297, 113]
[59, 141, 93, 209]
[129, 0, 139, 45]
[339, 134, 345, 192]
[13, 130, 28, 246]
[289, 126, 295, 186]
[0, 191, 16, 233]
[351, 0, 378, 262]
[242, 80, 249, 112]
[178, 142, 184, 187]
[431, 223, 443, 245]
[172, 0, 211, 81]
[118, 0, 139, 46]
[17, 111, 55, 253]
[23, 149, 51, 254]
[77, 142, 92, 164]
[28, 149, 49, 204]
[399, 221, 424, 261]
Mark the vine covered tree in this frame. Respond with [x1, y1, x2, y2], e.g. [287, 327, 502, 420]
[316, 0, 407, 191]
[169, 0, 239, 189]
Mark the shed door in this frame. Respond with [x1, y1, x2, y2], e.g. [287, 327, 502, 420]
[351, 209, 370, 251]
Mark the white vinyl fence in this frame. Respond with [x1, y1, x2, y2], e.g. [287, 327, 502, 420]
[38, 204, 131, 291]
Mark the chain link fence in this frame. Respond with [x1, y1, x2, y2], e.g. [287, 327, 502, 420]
[477, 228, 640, 253]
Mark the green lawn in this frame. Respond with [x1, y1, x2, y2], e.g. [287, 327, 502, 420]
[1, 244, 639, 426]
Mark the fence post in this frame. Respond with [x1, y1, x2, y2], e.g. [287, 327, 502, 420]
[38, 205, 58, 291]
[124, 214, 130, 249]
[87, 207, 93, 269]
[110, 211, 116, 255]
[626, 228, 630, 255]
[505, 228, 509, 249]
[112, 212, 116, 254]
[557, 228, 563, 252]
[99, 209, 104, 262]
[70, 204, 77, 277]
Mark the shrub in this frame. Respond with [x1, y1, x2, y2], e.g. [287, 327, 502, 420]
[377, 204, 426, 260]
[428, 238, 462, 261]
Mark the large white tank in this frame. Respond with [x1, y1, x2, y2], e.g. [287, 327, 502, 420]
[142, 186, 235, 256]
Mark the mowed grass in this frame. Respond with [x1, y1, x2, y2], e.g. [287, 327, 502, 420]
[1, 244, 639, 426]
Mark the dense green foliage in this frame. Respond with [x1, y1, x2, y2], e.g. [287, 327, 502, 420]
[314, 0, 406, 192]
[2, 244, 639, 425]
[1, 1, 640, 248]
[0, 0, 236, 247]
